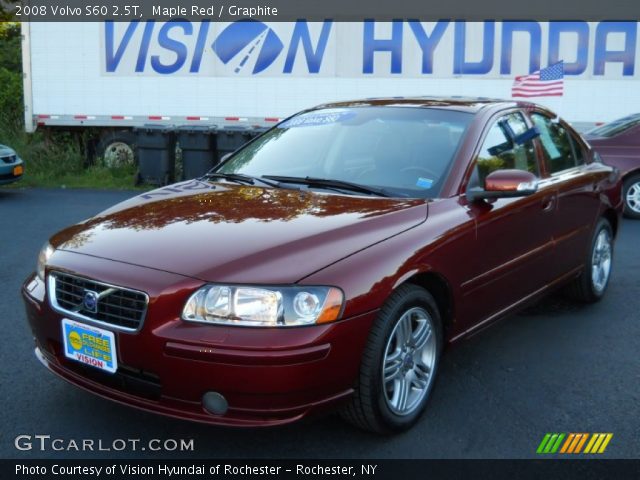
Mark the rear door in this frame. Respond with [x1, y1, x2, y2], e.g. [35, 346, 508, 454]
[528, 112, 601, 279]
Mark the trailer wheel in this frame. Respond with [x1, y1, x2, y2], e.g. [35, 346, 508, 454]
[97, 131, 136, 168]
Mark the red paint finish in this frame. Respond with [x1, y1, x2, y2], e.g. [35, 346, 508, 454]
[49, 187, 428, 284]
[484, 169, 537, 192]
[22, 98, 623, 427]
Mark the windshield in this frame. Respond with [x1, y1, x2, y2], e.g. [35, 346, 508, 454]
[588, 114, 640, 138]
[217, 107, 472, 198]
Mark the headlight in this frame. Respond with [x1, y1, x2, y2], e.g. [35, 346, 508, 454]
[37, 242, 55, 281]
[182, 285, 344, 327]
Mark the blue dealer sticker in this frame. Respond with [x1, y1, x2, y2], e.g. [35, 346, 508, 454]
[280, 110, 356, 128]
[416, 177, 434, 189]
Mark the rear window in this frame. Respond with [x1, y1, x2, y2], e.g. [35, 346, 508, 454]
[588, 114, 640, 138]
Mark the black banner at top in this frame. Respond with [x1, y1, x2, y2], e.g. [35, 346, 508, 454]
[5, 0, 640, 22]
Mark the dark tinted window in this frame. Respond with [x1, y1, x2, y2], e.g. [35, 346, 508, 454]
[469, 112, 539, 189]
[219, 107, 472, 198]
[531, 114, 576, 174]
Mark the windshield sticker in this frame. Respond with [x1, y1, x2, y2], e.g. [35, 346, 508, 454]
[280, 110, 356, 128]
[416, 177, 434, 189]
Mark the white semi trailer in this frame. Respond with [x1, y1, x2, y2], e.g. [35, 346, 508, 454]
[22, 21, 640, 162]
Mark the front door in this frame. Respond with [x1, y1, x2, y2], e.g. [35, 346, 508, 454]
[459, 111, 556, 331]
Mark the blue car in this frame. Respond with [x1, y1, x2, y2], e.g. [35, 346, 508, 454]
[0, 144, 24, 185]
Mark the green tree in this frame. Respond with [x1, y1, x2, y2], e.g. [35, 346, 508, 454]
[0, 1, 18, 21]
[0, 17, 22, 132]
[0, 22, 21, 72]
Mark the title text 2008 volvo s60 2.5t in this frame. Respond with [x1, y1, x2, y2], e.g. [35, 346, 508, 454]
[23, 98, 622, 433]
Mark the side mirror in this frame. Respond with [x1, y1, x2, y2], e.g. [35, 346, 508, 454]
[220, 152, 232, 162]
[467, 169, 539, 201]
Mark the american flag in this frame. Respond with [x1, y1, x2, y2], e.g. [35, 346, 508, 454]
[511, 61, 564, 98]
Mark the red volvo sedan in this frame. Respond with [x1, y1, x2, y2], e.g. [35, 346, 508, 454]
[23, 98, 622, 433]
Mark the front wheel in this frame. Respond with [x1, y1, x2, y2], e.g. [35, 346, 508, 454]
[340, 284, 442, 433]
[565, 218, 614, 303]
[623, 173, 640, 219]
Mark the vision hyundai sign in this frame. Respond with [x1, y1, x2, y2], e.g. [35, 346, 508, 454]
[102, 20, 639, 78]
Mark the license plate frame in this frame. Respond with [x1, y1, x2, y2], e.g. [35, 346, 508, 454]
[61, 318, 118, 374]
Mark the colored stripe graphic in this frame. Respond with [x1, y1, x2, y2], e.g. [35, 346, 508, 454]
[597, 434, 614, 453]
[537, 434, 552, 454]
[537, 433, 565, 453]
[549, 434, 565, 453]
[560, 433, 575, 453]
[584, 433, 614, 454]
[564, 433, 587, 453]
[574, 433, 589, 453]
[538, 433, 613, 454]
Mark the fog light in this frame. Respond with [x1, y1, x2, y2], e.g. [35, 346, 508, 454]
[202, 391, 228, 415]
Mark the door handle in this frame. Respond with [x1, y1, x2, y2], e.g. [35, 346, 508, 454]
[542, 195, 556, 212]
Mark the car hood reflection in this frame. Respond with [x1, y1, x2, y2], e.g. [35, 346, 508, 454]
[50, 180, 429, 283]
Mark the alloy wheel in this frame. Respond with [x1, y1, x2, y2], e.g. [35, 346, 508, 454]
[382, 307, 437, 416]
[626, 181, 640, 214]
[591, 229, 612, 294]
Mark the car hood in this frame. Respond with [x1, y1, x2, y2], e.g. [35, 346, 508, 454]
[50, 180, 428, 283]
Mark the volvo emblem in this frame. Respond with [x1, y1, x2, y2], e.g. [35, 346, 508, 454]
[82, 290, 99, 313]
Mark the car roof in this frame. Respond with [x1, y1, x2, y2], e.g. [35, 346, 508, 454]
[313, 96, 532, 114]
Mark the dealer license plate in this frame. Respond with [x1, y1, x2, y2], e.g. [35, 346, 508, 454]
[61, 319, 118, 373]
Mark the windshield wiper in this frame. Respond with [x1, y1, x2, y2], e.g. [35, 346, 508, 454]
[262, 175, 393, 197]
[203, 172, 283, 189]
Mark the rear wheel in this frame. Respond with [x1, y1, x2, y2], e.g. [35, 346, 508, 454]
[340, 284, 442, 433]
[623, 173, 640, 219]
[566, 218, 613, 303]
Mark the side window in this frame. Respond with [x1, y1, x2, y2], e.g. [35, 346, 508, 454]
[469, 112, 539, 189]
[531, 113, 577, 173]
[568, 133, 585, 166]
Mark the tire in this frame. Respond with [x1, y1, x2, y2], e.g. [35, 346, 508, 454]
[340, 284, 443, 434]
[565, 218, 614, 303]
[622, 173, 640, 220]
[97, 130, 137, 168]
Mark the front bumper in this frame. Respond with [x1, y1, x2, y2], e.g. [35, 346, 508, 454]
[0, 155, 24, 185]
[22, 252, 376, 427]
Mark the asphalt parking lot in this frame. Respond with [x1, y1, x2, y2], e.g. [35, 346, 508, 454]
[0, 187, 638, 459]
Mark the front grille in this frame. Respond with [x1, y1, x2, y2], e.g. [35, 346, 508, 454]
[1, 154, 17, 164]
[49, 272, 148, 331]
